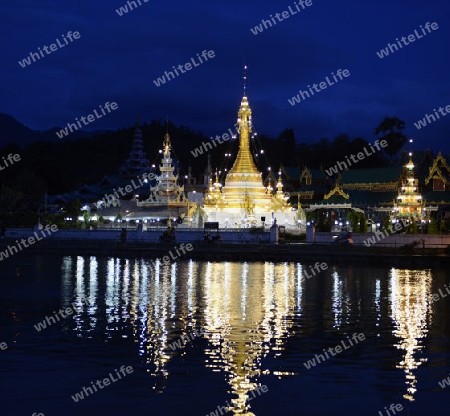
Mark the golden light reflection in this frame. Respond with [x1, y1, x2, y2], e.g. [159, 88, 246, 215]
[59, 255, 443, 412]
[202, 261, 297, 415]
[389, 268, 432, 402]
[63, 255, 300, 413]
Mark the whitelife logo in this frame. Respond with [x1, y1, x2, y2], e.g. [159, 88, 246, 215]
[18, 31, 81, 68]
[303, 333, 366, 369]
[288, 69, 350, 106]
[0, 224, 58, 262]
[0, 153, 21, 171]
[362, 218, 408, 247]
[414, 104, 450, 130]
[148, 243, 194, 276]
[376, 22, 439, 59]
[250, 0, 313, 35]
[153, 50, 215, 87]
[115, 0, 148, 16]
[168, 327, 206, 351]
[439, 373, 450, 389]
[324, 140, 387, 176]
[429, 282, 450, 305]
[101, 171, 156, 206]
[377, 403, 404, 416]
[34, 296, 92, 332]
[190, 125, 239, 157]
[71, 366, 134, 402]
[206, 385, 269, 415]
[55, 101, 118, 139]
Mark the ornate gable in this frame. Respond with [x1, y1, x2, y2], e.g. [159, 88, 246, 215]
[425, 151, 450, 190]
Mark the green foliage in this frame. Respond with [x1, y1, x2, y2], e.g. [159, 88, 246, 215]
[359, 213, 368, 233]
[307, 210, 331, 232]
[428, 217, 439, 234]
[381, 217, 392, 234]
[306, 211, 315, 222]
[316, 211, 331, 232]
[0, 184, 25, 218]
[410, 219, 418, 234]
[440, 219, 447, 234]
[404, 217, 418, 234]
[346, 211, 358, 230]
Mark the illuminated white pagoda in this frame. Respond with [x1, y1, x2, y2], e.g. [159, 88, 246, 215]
[393, 152, 425, 220]
[201, 66, 295, 228]
[137, 132, 186, 207]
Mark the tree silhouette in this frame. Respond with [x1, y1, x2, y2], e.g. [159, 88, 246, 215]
[374, 117, 407, 161]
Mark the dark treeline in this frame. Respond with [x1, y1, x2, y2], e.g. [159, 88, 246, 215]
[0, 116, 407, 215]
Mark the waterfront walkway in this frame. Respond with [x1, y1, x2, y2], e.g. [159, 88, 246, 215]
[1, 237, 448, 266]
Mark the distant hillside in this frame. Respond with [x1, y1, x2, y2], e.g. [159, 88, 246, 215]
[0, 113, 98, 147]
[0, 114, 394, 204]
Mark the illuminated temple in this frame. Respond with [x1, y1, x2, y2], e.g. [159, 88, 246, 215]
[201, 84, 295, 228]
[137, 132, 186, 208]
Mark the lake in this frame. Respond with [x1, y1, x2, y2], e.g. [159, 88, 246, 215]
[0, 255, 449, 416]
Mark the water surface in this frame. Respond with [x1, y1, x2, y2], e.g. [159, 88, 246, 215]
[0, 255, 449, 416]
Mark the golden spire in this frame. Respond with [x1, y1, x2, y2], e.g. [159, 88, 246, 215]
[164, 134, 170, 152]
[162, 117, 171, 154]
[227, 60, 259, 176]
[243, 51, 248, 97]
[204, 60, 290, 219]
[276, 168, 284, 196]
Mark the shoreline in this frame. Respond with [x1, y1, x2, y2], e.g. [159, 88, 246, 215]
[1, 238, 448, 267]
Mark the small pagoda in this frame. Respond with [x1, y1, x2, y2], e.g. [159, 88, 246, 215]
[119, 117, 151, 178]
[137, 132, 186, 208]
[392, 152, 425, 220]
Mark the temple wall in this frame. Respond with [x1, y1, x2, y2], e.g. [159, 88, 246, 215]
[5, 228, 270, 243]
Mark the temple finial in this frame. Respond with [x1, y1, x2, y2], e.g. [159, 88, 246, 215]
[243, 52, 248, 96]
[164, 117, 171, 153]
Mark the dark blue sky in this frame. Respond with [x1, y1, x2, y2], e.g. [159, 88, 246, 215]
[1, 0, 449, 153]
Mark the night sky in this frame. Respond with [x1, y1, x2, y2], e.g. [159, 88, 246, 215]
[1, 0, 449, 153]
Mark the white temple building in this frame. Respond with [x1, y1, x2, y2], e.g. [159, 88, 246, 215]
[137, 132, 186, 208]
[199, 85, 301, 229]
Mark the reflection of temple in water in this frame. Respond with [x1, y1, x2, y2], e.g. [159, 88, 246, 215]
[59, 256, 435, 411]
[389, 268, 432, 401]
[61, 256, 301, 415]
[201, 262, 298, 415]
